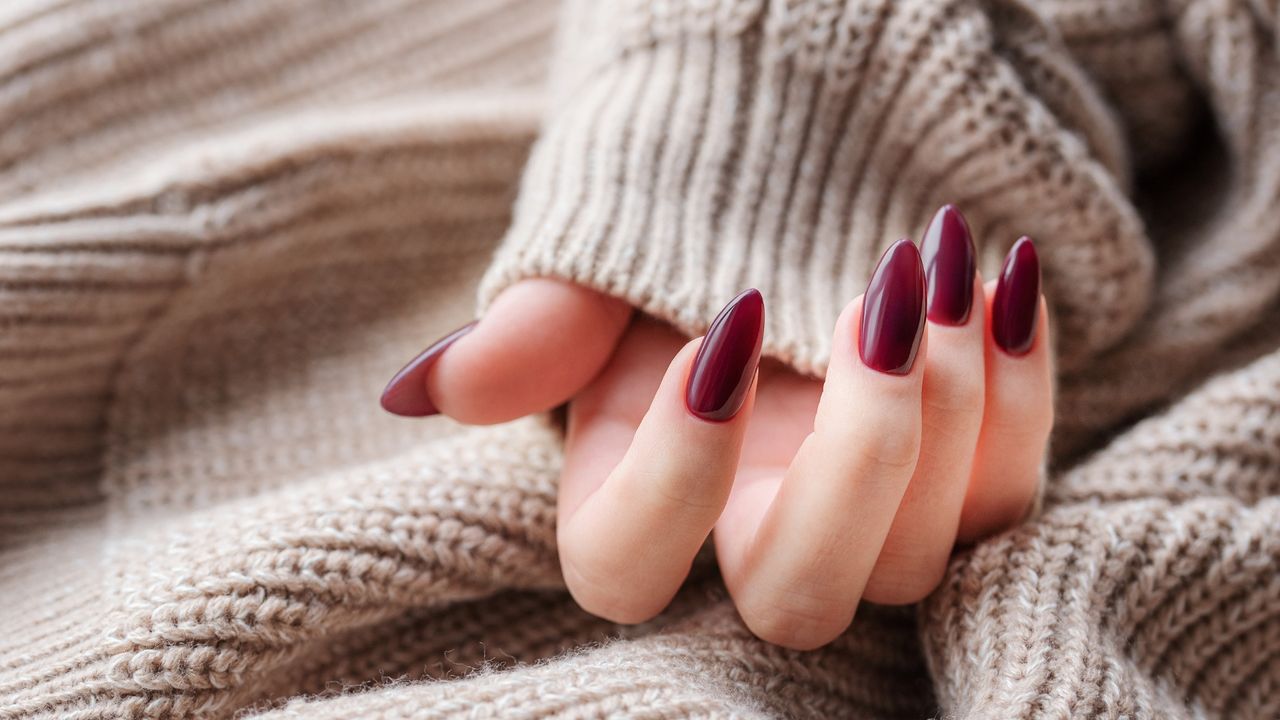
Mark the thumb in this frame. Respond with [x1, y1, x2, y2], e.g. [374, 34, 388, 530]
[381, 278, 632, 425]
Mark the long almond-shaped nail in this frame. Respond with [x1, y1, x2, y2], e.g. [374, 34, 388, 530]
[860, 239, 926, 375]
[921, 204, 976, 326]
[685, 289, 765, 422]
[380, 321, 477, 417]
[992, 237, 1040, 356]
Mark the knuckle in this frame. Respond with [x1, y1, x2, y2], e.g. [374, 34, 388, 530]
[987, 402, 1054, 441]
[923, 375, 985, 420]
[740, 579, 854, 650]
[988, 377, 1055, 438]
[864, 551, 948, 605]
[614, 456, 727, 520]
[852, 420, 921, 474]
[559, 545, 662, 624]
[645, 466, 724, 513]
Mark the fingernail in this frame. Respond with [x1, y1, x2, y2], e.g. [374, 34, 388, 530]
[992, 237, 1040, 356]
[685, 289, 765, 422]
[920, 204, 976, 326]
[860, 239, 926, 375]
[380, 321, 477, 417]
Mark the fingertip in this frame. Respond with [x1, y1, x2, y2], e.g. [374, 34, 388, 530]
[990, 237, 1041, 357]
[858, 240, 926, 376]
[428, 279, 632, 424]
[379, 321, 477, 417]
[684, 288, 765, 424]
[736, 595, 853, 651]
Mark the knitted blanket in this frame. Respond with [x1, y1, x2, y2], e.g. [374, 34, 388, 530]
[3, 0, 1278, 718]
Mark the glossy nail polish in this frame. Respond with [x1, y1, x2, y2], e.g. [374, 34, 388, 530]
[380, 321, 477, 417]
[920, 204, 976, 326]
[685, 289, 765, 422]
[860, 239, 926, 375]
[992, 237, 1040, 356]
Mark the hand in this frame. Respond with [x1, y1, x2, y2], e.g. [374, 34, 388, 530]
[381, 206, 1054, 650]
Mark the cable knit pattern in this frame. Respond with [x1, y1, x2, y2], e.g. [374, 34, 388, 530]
[1, 0, 1278, 718]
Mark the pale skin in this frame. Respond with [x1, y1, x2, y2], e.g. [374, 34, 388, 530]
[419, 271, 1053, 651]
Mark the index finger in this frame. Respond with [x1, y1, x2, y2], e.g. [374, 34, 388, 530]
[558, 290, 764, 623]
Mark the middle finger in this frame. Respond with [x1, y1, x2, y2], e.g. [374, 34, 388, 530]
[716, 240, 927, 650]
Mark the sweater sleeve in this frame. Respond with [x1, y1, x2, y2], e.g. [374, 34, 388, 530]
[479, 0, 1153, 376]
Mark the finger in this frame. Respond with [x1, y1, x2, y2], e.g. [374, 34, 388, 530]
[717, 241, 925, 650]
[958, 237, 1054, 543]
[558, 317, 685, 521]
[865, 206, 985, 604]
[559, 290, 763, 624]
[380, 278, 631, 424]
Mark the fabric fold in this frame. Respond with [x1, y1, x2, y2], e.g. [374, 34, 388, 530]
[480, 0, 1153, 376]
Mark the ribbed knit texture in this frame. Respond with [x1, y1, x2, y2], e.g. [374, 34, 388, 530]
[2, 0, 1278, 718]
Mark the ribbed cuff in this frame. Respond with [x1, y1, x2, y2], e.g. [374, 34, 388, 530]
[481, 0, 1152, 376]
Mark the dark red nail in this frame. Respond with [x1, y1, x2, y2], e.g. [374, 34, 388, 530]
[992, 237, 1040, 356]
[685, 289, 765, 422]
[860, 239, 926, 375]
[921, 205, 976, 326]
[380, 321, 477, 417]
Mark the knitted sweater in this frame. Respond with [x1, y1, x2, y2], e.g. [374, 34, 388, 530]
[3, 0, 1278, 718]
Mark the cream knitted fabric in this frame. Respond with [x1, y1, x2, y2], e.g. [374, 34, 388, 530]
[2, 0, 1278, 719]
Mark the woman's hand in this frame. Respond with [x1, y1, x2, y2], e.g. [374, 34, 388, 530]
[381, 206, 1053, 650]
